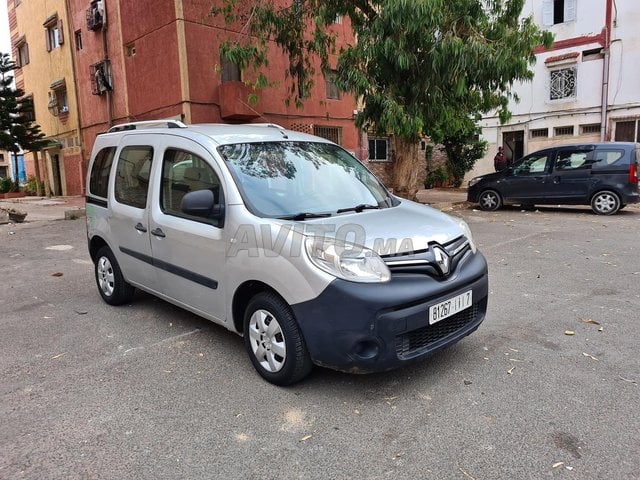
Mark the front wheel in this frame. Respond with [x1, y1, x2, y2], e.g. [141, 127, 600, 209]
[244, 292, 312, 386]
[94, 246, 135, 305]
[591, 191, 621, 215]
[478, 189, 502, 211]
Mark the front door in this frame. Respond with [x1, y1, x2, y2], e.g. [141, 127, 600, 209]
[148, 136, 227, 323]
[499, 150, 554, 203]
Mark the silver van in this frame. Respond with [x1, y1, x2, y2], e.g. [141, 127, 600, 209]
[86, 121, 488, 385]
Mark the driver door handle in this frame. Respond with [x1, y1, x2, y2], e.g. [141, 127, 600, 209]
[151, 228, 166, 238]
[135, 222, 147, 233]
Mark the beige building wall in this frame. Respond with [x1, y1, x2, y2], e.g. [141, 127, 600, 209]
[10, 0, 83, 195]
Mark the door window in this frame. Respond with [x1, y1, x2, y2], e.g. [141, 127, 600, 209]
[89, 146, 116, 198]
[161, 148, 222, 223]
[513, 154, 550, 175]
[114, 146, 154, 209]
[554, 150, 589, 171]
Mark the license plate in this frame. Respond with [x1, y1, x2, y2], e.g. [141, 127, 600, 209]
[429, 290, 473, 325]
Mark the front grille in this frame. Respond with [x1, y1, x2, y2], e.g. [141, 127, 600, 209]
[395, 304, 479, 358]
[383, 236, 470, 279]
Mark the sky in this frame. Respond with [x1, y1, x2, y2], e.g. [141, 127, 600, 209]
[1, 0, 11, 57]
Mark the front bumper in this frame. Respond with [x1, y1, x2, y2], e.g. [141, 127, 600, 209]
[291, 251, 488, 373]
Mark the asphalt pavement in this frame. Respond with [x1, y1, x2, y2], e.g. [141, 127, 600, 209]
[1, 192, 639, 479]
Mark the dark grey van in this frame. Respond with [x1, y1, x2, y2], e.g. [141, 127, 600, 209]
[467, 143, 640, 214]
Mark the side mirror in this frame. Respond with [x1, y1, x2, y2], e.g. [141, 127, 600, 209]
[181, 189, 225, 225]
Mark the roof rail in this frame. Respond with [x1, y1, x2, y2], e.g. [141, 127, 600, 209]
[108, 119, 187, 133]
[250, 123, 286, 130]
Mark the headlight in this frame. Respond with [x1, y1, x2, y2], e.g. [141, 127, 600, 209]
[304, 237, 391, 283]
[468, 177, 481, 187]
[455, 218, 477, 253]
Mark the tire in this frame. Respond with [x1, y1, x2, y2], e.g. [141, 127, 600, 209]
[591, 190, 621, 215]
[94, 246, 136, 306]
[244, 291, 312, 386]
[478, 189, 502, 211]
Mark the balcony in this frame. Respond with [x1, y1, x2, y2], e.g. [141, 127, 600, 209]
[219, 81, 262, 121]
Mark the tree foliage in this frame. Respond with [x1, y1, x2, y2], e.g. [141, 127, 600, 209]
[212, 0, 552, 197]
[0, 53, 46, 158]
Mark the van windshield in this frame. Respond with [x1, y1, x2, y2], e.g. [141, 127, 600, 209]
[219, 141, 395, 218]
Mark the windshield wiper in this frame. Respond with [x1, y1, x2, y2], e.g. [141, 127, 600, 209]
[278, 212, 333, 221]
[336, 204, 381, 214]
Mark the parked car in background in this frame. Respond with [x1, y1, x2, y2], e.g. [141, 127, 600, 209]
[467, 143, 639, 215]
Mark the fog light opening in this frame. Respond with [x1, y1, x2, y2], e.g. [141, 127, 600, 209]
[353, 340, 380, 360]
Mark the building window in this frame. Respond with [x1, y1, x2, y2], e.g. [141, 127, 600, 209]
[325, 71, 340, 100]
[20, 94, 36, 122]
[554, 126, 574, 137]
[87, 0, 105, 31]
[313, 126, 342, 145]
[614, 120, 639, 142]
[221, 53, 241, 83]
[90, 60, 113, 95]
[74, 30, 83, 50]
[44, 14, 64, 52]
[550, 67, 576, 100]
[543, 0, 576, 25]
[580, 124, 600, 135]
[582, 48, 603, 62]
[14, 36, 29, 67]
[368, 137, 390, 162]
[48, 79, 68, 116]
[530, 128, 549, 139]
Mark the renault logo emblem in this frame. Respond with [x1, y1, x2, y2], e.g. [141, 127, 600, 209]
[433, 246, 451, 276]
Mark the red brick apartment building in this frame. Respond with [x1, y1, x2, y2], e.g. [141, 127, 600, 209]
[10, 0, 368, 195]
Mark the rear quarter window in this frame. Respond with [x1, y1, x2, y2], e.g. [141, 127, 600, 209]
[89, 147, 116, 198]
[590, 149, 626, 170]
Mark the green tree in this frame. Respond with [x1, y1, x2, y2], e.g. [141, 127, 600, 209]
[212, 0, 552, 199]
[0, 52, 46, 188]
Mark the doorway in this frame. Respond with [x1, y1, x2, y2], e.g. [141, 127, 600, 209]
[51, 154, 63, 196]
[503, 131, 524, 165]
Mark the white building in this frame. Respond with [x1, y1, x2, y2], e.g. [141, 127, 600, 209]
[472, 0, 640, 178]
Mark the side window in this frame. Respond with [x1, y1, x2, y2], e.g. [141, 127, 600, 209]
[513, 154, 549, 175]
[555, 150, 588, 171]
[161, 148, 222, 222]
[114, 146, 154, 209]
[590, 149, 625, 169]
[89, 146, 116, 198]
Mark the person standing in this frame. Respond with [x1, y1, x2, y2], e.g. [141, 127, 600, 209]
[494, 146, 507, 171]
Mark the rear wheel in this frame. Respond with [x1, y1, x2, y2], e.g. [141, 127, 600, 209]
[94, 246, 135, 305]
[591, 190, 621, 215]
[244, 292, 312, 386]
[478, 189, 502, 211]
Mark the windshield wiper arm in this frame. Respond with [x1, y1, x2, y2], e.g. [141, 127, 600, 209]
[278, 212, 333, 221]
[336, 204, 380, 214]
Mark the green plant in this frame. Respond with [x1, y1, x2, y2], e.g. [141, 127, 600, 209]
[25, 174, 42, 195]
[424, 167, 449, 189]
[0, 176, 16, 193]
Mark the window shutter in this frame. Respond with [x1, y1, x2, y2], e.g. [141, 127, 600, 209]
[542, 0, 554, 26]
[57, 20, 64, 44]
[15, 47, 21, 67]
[45, 29, 51, 52]
[564, 0, 577, 22]
[24, 43, 29, 65]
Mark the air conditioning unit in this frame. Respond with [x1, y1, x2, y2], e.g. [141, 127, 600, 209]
[86, 0, 105, 31]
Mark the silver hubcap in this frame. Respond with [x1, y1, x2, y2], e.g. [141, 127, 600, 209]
[481, 192, 498, 209]
[97, 256, 115, 297]
[248, 309, 286, 373]
[594, 194, 616, 213]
